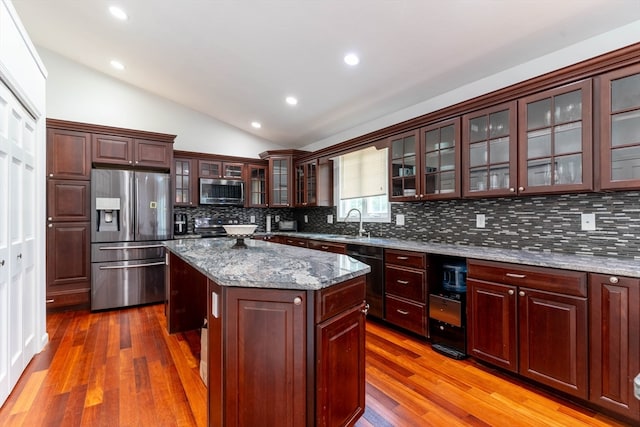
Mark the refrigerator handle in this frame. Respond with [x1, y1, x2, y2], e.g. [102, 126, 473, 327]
[98, 244, 166, 250]
[98, 261, 166, 270]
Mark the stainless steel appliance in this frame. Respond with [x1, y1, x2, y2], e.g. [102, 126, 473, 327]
[194, 217, 230, 237]
[346, 244, 384, 319]
[429, 259, 468, 359]
[91, 169, 171, 310]
[199, 178, 244, 205]
[174, 213, 187, 235]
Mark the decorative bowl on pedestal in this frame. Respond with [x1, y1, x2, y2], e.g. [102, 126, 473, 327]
[223, 225, 258, 249]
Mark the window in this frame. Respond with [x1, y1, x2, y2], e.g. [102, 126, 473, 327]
[335, 147, 390, 223]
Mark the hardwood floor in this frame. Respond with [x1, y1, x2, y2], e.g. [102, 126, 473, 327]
[0, 305, 631, 426]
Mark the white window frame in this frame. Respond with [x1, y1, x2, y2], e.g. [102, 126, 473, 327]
[334, 148, 391, 223]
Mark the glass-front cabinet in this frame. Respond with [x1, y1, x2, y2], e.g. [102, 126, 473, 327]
[198, 160, 244, 179]
[599, 63, 640, 190]
[421, 118, 461, 199]
[269, 155, 293, 207]
[174, 157, 197, 206]
[247, 163, 268, 207]
[462, 102, 517, 197]
[294, 160, 317, 207]
[517, 80, 593, 194]
[389, 130, 420, 201]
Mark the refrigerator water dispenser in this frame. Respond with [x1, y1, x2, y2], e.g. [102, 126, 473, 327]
[96, 197, 121, 233]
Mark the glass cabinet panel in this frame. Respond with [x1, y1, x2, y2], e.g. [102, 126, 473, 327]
[223, 163, 243, 179]
[270, 158, 290, 206]
[389, 130, 419, 199]
[600, 64, 640, 189]
[463, 101, 516, 196]
[420, 118, 461, 199]
[248, 164, 267, 207]
[174, 158, 194, 206]
[519, 80, 592, 193]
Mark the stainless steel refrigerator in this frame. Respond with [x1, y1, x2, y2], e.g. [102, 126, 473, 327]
[90, 169, 171, 311]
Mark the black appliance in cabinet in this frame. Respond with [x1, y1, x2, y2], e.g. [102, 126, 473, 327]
[429, 261, 467, 359]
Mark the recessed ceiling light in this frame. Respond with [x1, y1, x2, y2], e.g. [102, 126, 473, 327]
[344, 53, 360, 66]
[285, 96, 298, 106]
[110, 60, 125, 70]
[251, 121, 262, 129]
[109, 6, 128, 21]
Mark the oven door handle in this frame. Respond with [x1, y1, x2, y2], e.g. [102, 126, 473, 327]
[98, 261, 166, 270]
[98, 244, 165, 251]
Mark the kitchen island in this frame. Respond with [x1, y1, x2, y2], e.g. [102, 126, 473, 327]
[164, 238, 371, 427]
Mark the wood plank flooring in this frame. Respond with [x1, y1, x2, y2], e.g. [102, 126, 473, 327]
[0, 304, 632, 426]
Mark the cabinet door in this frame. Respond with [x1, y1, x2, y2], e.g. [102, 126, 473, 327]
[389, 129, 420, 201]
[599, 63, 640, 190]
[294, 162, 306, 206]
[133, 139, 172, 169]
[46, 128, 91, 179]
[420, 117, 461, 199]
[518, 80, 593, 194]
[225, 288, 306, 427]
[589, 274, 640, 421]
[198, 160, 222, 178]
[316, 304, 366, 427]
[92, 134, 133, 166]
[174, 158, 197, 206]
[462, 101, 517, 197]
[246, 163, 268, 207]
[467, 279, 518, 372]
[518, 287, 588, 399]
[45, 222, 90, 310]
[269, 156, 292, 207]
[222, 162, 244, 179]
[46, 180, 90, 222]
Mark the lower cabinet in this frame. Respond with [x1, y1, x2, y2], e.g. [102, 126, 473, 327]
[589, 273, 640, 422]
[202, 275, 366, 427]
[467, 259, 588, 399]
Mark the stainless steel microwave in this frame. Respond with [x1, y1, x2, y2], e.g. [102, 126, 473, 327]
[199, 178, 244, 206]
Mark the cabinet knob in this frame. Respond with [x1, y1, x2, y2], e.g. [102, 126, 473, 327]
[609, 276, 619, 284]
[361, 303, 370, 315]
[49, 173, 53, 177]
[508, 289, 514, 295]
[509, 187, 515, 192]
[293, 297, 302, 305]
[518, 186, 525, 191]
[129, 161, 133, 164]
[519, 291, 525, 297]
[48, 224, 53, 228]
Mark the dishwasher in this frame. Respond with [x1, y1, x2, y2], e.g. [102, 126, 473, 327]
[346, 244, 384, 319]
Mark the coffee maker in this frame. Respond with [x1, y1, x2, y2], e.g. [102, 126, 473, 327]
[174, 213, 187, 235]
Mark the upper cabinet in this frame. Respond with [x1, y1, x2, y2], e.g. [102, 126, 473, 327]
[517, 80, 593, 194]
[599, 63, 640, 190]
[247, 163, 269, 207]
[198, 159, 244, 179]
[421, 118, 461, 199]
[174, 157, 197, 207]
[92, 135, 172, 170]
[462, 101, 517, 197]
[46, 128, 92, 179]
[260, 150, 308, 208]
[294, 158, 333, 207]
[389, 130, 420, 201]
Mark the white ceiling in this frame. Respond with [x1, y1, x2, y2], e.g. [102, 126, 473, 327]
[12, 0, 640, 148]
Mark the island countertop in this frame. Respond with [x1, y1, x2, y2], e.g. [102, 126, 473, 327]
[164, 237, 371, 290]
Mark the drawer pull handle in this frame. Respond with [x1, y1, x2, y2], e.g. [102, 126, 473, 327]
[396, 256, 409, 260]
[396, 309, 410, 315]
[609, 276, 619, 284]
[506, 273, 526, 279]
[397, 280, 410, 285]
[361, 303, 370, 315]
[321, 246, 328, 250]
[46, 299, 54, 303]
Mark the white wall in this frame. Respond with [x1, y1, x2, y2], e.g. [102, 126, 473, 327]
[302, 20, 640, 152]
[38, 47, 285, 158]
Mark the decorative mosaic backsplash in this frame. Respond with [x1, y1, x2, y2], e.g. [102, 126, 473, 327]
[295, 191, 640, 260]
[175, 191, 639, 260]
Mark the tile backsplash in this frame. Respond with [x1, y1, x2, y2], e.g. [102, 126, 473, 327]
[175, 191, 639, 260]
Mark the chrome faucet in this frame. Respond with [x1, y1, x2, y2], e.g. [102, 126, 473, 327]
[344, 208, 366, 237]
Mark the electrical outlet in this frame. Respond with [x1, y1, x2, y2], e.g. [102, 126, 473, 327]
[476, 214, 486, 228]
[304, 215, 308, 223]
[396, 214, 405, 226]
[275, 215, 280, 223]
[250, 215, 255, 223]
[581, 213, 596, 231]
[327, 214, 333, 224]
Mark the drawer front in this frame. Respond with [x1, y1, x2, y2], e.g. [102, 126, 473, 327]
[467, 259, 587, 297]
[385, 249, 426, 269]
[429, 295, 462, 327]
[385, 265, 425, 302]
[308, 240, 347, 254]
[385, 295, 426, 336]
[283, 237, 308, 248]
[316, 276, 366, 323]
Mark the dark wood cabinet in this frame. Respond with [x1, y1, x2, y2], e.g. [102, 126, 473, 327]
[589, 273, 640, 422]
[166, 252, 207, 333]
[384, 249, 428, 336]
[467, 259, 589, 399]
[282, 236, 309, 248]
[307, 239, 346, 254]
[420, 118, 461, 199]
[46, 128, 91, 179]
[268, 154, 293, 207]
[517, 79, 593, 194]
[294, 158, 333, 207]
[93, 134, 172, 169]
[174, 157, 198, 206]
[46, 180, 90, 222]
[598, 63, 640, 190]
[246, 163, 269, 207]
[462, 101, 518, 197]
[45, 222, 90, 310]
[198, 159, 244, 179]
[389, 129, 420, 201]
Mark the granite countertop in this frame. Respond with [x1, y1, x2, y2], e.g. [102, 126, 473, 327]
[264, 232, 640, 278]
[164, 237, 371, 290]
